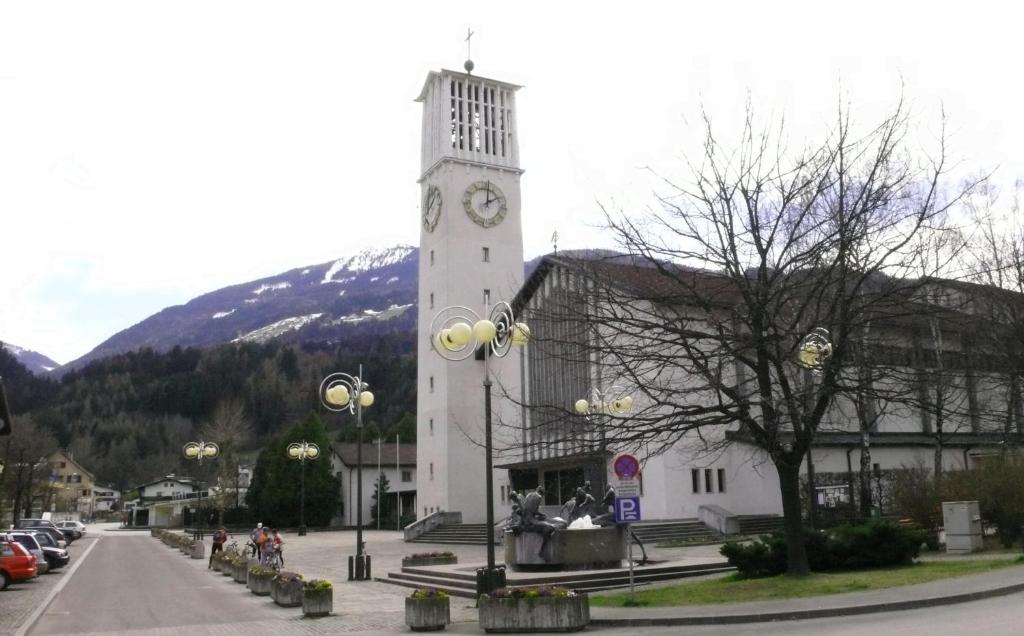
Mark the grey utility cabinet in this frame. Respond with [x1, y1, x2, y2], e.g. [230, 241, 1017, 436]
[942, 500, 983, 554]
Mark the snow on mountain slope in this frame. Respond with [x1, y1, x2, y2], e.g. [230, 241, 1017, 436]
[2, 342, 61, 375]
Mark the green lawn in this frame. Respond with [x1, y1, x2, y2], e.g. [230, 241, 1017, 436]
[591, 558, 1024, 607]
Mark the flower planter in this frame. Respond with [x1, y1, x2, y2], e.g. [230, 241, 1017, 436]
[402, 555, 458, 568]
[479, 594, 589, 633]
[302, 589, 333, 618]
[406, 597, 450, 631]
[232, 561, 248, 584]
[271, 573, 304, 607]
[249, 574, 273, 596]
[221, 559, 236, 577]
[190, 541, 205, 560]
[211, 555, 224, 572]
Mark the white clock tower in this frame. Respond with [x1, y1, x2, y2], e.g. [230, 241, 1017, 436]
[415, 60, 525, 523]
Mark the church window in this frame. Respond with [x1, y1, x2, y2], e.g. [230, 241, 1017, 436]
[429, 418, 434, 435]
[430, 376, 434, 392]
[430, 250, 434, 266]
[430, 293, 434, 309]
[482, 247, 490, 262]
[704, 469, 714, 493]
[691, 469, 700, 494]
[483, 289, 490, 304]
[430, 463, 434, 480]
[717, 469, 726, 493]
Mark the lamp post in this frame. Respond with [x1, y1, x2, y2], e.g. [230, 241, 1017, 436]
[319, 366, 375, 580]
[428, 301, 529, 596]
[182, 441, 219, 541]
[286, 441, 320, 537]
[795, 327, 833, 528]
[575, 386, 634, 491]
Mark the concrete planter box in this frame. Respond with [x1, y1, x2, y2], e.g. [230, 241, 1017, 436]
[190, 542, 205, 560]
[271, 574, 304, 607]
[221, 560, 237, 576]
[402, 555, 458, 568]
[249, 574, 273, 596]
[211, 556, 224, 572]
[479, 594, 589, 633]
[232, 562, 248, 584]
[302, 589, 333, 618]
[405, 597, 450, 631]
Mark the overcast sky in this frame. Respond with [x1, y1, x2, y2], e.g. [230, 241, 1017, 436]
[2, 1, 1022, 364]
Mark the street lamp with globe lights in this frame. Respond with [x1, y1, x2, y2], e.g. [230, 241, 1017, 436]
[429, 300, 529, 596]
[318, 366, 375, 580]
[286, 441, 320, 537]
[182, 441, 219, 540]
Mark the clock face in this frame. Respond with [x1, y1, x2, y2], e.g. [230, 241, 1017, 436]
[463, 180, 507, 228]
[422, 185, 442, 232]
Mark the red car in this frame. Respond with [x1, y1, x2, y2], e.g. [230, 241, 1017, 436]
[1, 535, 38, 590]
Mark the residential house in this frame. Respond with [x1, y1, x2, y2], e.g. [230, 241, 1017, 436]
[47, 450, 97, 518]
[331, 442, 416, 528]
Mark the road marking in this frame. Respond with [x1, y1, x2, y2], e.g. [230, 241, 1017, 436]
[14, 537, 101, 636]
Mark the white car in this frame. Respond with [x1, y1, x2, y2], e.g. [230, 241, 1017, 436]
[56, 521, 87, 536]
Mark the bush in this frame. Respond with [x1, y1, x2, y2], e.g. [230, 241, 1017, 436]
[720, 521, 925, 577]
[304, 579, 333, 591]
[487, 586, 574, 599]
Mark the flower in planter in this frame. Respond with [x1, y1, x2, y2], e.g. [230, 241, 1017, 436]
[249, 565, 276, 577]
[410, 587, 449, 599]
[485, 586, 575, 600]
[304, 579, 333, 592]
[410, 551, 456, 559]
[273, 571, 304, 585]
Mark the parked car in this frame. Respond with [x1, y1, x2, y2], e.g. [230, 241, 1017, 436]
[56, 520, 87, 536]
[13, 518, 58, 531]
[0, 534, 38, 590]
[7, 533, 48, 574]
[20, 526, 67, 549]
[28, 532, 70, 570]
[56, 527, 81, 542]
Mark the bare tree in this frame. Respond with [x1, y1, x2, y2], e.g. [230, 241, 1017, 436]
[515, 99, 979, 576]
[198, 399, 253, 512]
[0, 415, 57, 522]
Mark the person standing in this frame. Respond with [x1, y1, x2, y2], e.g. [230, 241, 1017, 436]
[209, 526, 228, 569]
[271, 529, 284, 567]
[250, 522, 264, 560]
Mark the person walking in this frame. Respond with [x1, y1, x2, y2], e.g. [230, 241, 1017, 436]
[209, 526, 228, 569]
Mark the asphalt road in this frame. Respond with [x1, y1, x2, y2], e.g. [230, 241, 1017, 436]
[28, 533, 282, 635]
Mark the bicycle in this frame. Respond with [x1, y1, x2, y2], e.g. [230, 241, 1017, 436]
[262, 549, 282, 570]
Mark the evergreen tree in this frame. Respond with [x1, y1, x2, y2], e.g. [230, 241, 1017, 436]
[246, 413, 338, 527]
[371, 472, 391, 526]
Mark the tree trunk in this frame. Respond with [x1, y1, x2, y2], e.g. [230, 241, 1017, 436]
[776, 460, 810, 576]
[858, 432, 873, 517]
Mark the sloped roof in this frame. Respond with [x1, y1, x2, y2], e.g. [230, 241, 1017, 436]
[333, 442, 416, 467]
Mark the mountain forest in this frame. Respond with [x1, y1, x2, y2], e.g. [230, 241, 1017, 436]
[0, 334, 417, 496]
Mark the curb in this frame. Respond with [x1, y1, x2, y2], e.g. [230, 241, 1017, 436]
[590, 581, 1024, 626]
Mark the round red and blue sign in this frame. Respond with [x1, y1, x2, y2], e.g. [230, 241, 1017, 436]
[613, 453, 641, 480]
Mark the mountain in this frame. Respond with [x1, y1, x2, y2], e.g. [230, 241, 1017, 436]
[2, 343, 61, 375]
[62, 246, 420, 372]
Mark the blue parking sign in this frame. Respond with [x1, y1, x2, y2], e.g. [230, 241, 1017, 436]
[614, 496, 641, 523]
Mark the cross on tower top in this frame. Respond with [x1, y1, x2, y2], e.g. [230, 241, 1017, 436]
[464, 28, 475, 74]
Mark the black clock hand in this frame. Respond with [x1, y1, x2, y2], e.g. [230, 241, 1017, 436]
[485, 181, 494, 207]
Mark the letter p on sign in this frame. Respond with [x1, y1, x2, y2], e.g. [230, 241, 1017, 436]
[614, 496, 641, 523]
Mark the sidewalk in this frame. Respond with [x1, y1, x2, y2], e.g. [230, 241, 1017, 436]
[177, 527, 1024, 630]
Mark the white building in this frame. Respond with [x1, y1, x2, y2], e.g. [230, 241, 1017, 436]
[137, 475, 198, 501]
[331, 442, 416, 528]
[93, 485, 121, 513]
[415, 62, 525, 523]
[504, 255, 1021, 525]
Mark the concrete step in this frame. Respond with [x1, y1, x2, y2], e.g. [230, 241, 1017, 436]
[380, 561, 734, 599]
